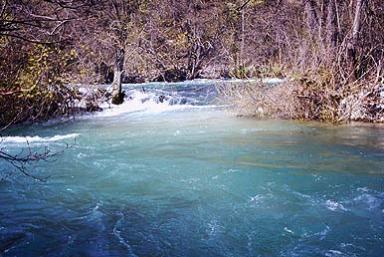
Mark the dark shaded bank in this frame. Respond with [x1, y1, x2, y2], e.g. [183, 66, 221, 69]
[0, 86, 109, 130]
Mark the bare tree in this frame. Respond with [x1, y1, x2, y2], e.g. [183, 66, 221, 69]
[326, 0, 338, 48]
[347, 0, 366, 81]
[0, 140, 63, 181]
[0, 0, 95, 44]
[303, 0, 319, 39]
[82, 0, 144, 104]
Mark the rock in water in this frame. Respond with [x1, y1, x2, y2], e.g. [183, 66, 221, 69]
[112, 91, 125, 105]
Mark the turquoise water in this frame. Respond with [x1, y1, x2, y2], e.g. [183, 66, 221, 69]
[1, 82, 383, 257]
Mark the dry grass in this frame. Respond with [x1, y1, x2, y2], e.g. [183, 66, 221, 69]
[217, 78, 384, 124]
[217, 81, 297, 119]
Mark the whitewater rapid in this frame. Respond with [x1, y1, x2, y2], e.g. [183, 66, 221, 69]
[1, 133, 79, 145]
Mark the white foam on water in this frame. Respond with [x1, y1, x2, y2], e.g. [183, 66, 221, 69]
[95, 90, 219, 118]
[325, 250, 344, 257]
[318, 225, 331, 240]
[249, 194, 265, 206]
[206, 219, 223, 237]
[1, 133, 79, 144]
[357, 187, 369, 193]
[284, 227, 294, 234]
[224, 169, 239, 174]
[302, 225, 332, 241]
[86, 202, 105, 224]
[325, 200, 348, 212]
[112, 212, 138, 257]
[339, 242, 366, 252]
[353, 193, 382, 210]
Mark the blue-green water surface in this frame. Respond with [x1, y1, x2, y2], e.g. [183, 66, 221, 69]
[0, 82, 383, 257]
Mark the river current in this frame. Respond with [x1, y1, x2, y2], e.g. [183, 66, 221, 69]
[0, 80, 383, 257]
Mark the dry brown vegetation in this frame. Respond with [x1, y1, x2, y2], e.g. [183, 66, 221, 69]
[0, 0, 383, 126]
[217, 0, 384, 123]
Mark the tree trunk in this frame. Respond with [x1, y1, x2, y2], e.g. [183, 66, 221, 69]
[240, 8, 245, 68]
[347, 0, 366, 81]
[326, 0, 338, 48]
[112, 47, 125, 105]
[303, 0, 319, 39]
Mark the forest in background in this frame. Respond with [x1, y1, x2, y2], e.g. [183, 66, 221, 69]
[0, 0, 383, 126]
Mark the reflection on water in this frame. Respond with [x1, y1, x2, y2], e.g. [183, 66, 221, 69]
[0, 82, 383, 257]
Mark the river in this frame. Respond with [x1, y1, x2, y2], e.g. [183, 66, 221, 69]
[0, 81, 383, 257]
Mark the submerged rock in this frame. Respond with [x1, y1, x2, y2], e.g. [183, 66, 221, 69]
[158, 95, 168, 103]
[111, 91, 125, 105]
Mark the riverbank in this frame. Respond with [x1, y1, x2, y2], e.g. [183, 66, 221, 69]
[62, 78, 384, 125]
[218, 79, 384, 124]
[1, 78, 383, 131]
[66, 77, 384, 124]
